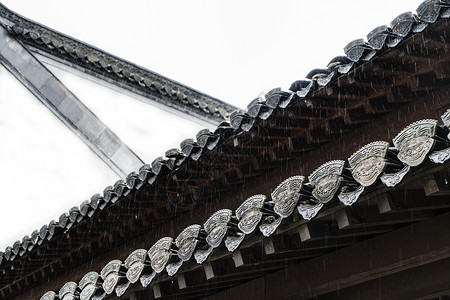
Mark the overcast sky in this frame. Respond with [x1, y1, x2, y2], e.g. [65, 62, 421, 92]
[0, 0, 425, 250]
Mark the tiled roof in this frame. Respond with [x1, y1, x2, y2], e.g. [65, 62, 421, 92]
[2, 0, 450, 299]
[0, 3, 238, 125]
[35, 111, 450, 299]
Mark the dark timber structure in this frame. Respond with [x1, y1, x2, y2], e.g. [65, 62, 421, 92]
[2, 1, 450, 299]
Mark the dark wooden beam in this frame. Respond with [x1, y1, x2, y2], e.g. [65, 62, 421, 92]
[215, 211, 450, 300]
[316, 258, 450, 300]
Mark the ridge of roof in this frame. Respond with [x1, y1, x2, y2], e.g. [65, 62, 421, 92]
[1, 0, 448, 268]
[0, 3, 238, 125]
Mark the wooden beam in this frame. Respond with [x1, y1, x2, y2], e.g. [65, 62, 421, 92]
[129, 294, 137, 300]
[0, 26, 143, 177]
[334, 208, 359, 229]
[263, 239, 275, 255]
[232, 250, 244, 268]
[232, 211, 450, 300]
[204, 262, 215, 280]
[423, 172, 450, 196]
[177, 274, 187, 290]
[376, 193, 396, 213]
[298, 222, 326, 242]
[316, 258, 450, 300]
[152, 284, 161, 299]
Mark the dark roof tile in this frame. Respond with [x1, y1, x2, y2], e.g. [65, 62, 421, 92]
[68, 207, 81, 223]
[79, 200, 91, 217]
[48, 220, 59, 237]
[125, 172, 141, 189]
[289, 79, 313, 97]
[58, 213, 71, 231]
[11, 241, 20, 256]
[417, 0, 449, 23]
[367, 25, 392, 50]
[344, 39, 375, 62]
[391, 11, 416, 37]
[113, 180, 130, 197]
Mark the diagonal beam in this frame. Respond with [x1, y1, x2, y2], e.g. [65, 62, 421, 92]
[0, 25, 143, 178]
[0, 3, 238, 126]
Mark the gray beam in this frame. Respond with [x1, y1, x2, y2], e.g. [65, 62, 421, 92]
[0, 26, 143, 177]
[0, 3, 238, 125]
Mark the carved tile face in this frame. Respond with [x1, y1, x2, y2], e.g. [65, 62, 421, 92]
[62, 294, 76, 300]
[79, 272, 99, 290]
[206, 225, 228, 248]
[101, 260, 122, 279]
[236, 195, 264, 219]
[312, 174, 342, 203]
[297, 203, 323, 220]
[126, 262, 144, 283]
[238, 209, 262, 234]
[236, 195, 264, 234]
[204, 210, 232, 248]
[177, 236, 198, 262]
[352, 156, 386, 186]
[349, 142, 389, 186]
[150, 249, 171, 273]
[175, 225, 201, 248]
[102, 273, 119, 294]
[59, 282, 77, 299]
[148, 237, 173, 273]
[125, 249, 147, 269]
[274, 190, 299, 218]
[80, 284, 95, 300]
[393, 119, 437, 166]
[225, 234, 245, 252]
[271, 176, 304, 218]
[396, 135, 435, 166]
[309, 161, 344, 203]
[40, 291, 57, 300]
[204, 210, 232, 233]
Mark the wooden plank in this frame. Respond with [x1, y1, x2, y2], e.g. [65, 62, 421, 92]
[263, 239, 275, 255]
[232, 250, 244, 268]
[204, 262, 215, 280]
[206, 211, 450, 300]
[152, 284, 161, 299]
[334, 208, 359, 229]
[316, 258, 450, 300]
[376, 193, 396, 213]
[263, 211, 450, 299]
[177, 274, 187, 290]
[423, 172, 450, 196]
[298, 222, 325, 242]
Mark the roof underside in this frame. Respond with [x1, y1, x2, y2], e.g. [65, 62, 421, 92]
[2, 1, 450, 300]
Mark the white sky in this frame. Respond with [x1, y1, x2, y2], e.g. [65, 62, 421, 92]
[0, 0, 425, 250]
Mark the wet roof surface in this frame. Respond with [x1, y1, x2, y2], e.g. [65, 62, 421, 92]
[1, 0, 449, 299]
